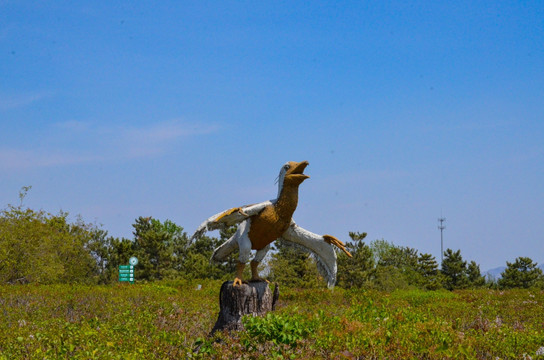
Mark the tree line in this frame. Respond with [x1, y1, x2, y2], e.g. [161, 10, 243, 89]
[1, 188, 543, 290]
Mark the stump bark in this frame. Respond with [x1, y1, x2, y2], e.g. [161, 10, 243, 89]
[210, 280, 279, 335]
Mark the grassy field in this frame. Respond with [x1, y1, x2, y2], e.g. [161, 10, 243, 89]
[1, 280, 543, 359]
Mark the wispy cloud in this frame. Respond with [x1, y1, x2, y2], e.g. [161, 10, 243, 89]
[121, 120, 220, 158]
[0, 92, 52, 110]
[0, 148, 99, 169]
[125, 120, 218, 142]
[0, 120, 220, 170]
[53, 120, 92, 132]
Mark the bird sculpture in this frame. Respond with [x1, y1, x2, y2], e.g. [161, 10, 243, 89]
[190, 160, 352, 287]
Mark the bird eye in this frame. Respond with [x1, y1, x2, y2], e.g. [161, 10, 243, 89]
[283, 165, 290, 170]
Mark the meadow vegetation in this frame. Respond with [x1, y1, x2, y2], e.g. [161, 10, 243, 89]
[1, 281, 544, 359]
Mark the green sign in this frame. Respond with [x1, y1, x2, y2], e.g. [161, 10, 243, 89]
[119, 264, 135, 283]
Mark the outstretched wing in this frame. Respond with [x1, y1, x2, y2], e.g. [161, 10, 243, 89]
[190, 200, 274, 241]
[282, 221, 351, 288]
[282, 221, 337, 287]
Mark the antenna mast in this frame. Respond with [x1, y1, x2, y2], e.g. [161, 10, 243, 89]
[438, 217, 446, 263]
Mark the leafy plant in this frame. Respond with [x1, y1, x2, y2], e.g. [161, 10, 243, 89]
[242, 312, 314, 347]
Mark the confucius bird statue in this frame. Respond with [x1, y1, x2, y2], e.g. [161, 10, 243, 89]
[190, 161, 352, 287]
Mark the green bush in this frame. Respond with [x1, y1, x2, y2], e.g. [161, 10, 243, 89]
[0, 198, 99, 284]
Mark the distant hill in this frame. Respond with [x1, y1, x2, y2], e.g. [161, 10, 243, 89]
[485, 262, 544, 280]
[485, 266, 506, 280]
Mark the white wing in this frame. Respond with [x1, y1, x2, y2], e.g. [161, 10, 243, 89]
[282, 221, 338, 288]
[190, 200, 274, 241]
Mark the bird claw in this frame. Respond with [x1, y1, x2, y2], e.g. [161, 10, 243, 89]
[233, 277, 244, 287]
[324, 235, 353, 258]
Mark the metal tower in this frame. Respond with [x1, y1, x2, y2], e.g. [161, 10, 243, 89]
[438, 217, 446, 263]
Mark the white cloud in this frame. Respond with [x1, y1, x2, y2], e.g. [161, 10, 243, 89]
[0, 120, 220, 170]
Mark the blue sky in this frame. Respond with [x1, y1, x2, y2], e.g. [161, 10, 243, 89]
[1, 1, 543, 270]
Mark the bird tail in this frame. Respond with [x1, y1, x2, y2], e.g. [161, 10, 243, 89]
[211, 236, 238, 263]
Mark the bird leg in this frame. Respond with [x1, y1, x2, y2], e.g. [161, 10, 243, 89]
[323, 235, 353, 258]
[233, 262, 245, 286]
[249, 260, 269, 282]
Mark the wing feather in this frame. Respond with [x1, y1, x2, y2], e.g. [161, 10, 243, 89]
[190, 200, 273, 241]
[282, 221, 338, 288]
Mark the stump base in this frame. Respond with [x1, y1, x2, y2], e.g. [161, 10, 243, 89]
[210, 280, 279, 335]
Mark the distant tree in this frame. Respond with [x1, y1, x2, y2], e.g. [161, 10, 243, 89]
[377, 244, 419, 270]
[85, 228, 110, 278]
[441, 249, 469, 290]
[336, 232, 374, 288]
[348, 231, 368, 241]
[498, 257, 544, 289]
[368, 238, 393, 265]
[368, 239, 422, 290]
[467, 260, 486, 288]
[97, 236, 134, 283]
[0, 187, 99, 284]
[215, 226, 240, 276]
[182, 226, 238, 280]
[132, 217, 189, 280]
[416, 253, 443, 290]
[269, 238, 323, 288]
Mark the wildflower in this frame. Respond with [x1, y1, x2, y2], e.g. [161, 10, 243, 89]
[18, 319, 26, 327]
[536, 347, 544, 356]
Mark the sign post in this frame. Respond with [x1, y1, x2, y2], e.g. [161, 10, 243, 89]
[118, 265, 134, 283]
[119, 257, 138, 284]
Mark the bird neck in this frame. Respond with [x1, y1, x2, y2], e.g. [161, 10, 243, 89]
[275, 184, 299, 219]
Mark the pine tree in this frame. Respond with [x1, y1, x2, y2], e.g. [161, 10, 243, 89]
[336, 232, 374, 288]
[498, 257, 543, 289]
[182, 226, 238, 280]
[103, 237, 134, 282]
[416, 253, 443, 290]
[441, 249, 469, 290]
[467, 260, 486, 288]
[269, 238, 323, 288]
[132, 217, 188, 280]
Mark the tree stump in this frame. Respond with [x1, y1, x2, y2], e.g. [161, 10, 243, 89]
[210, 280, 279, 335]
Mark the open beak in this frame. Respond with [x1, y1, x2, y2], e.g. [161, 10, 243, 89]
[291, 160, 309, 174]
[286, 160, 310, 182]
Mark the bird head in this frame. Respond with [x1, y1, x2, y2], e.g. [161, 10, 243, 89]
[276, 160, 309, 197]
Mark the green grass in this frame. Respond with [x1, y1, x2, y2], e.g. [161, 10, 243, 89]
[1, 281, 543, 359]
